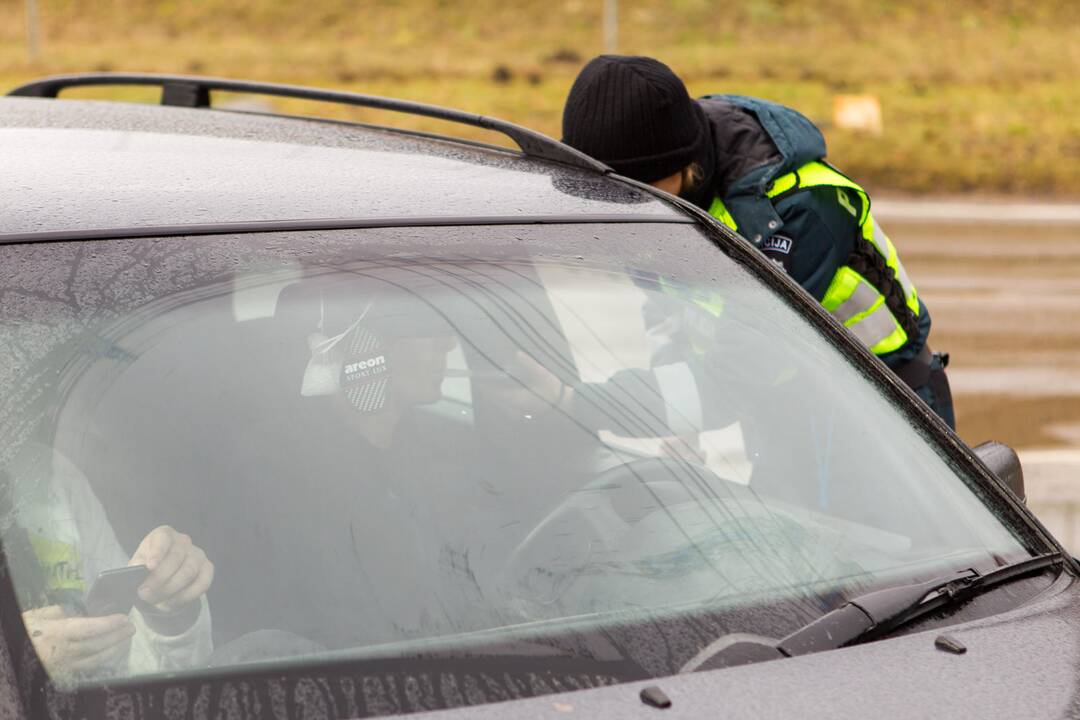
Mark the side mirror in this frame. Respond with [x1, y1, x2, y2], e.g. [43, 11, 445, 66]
[974, 441, 1025, 503]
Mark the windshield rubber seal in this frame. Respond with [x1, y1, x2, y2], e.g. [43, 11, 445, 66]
[0, 214, 694, 246]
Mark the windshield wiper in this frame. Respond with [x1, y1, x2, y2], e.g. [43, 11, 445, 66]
[776, 552, 1064, 658]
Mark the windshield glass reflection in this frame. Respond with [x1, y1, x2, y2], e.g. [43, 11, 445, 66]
[0, 227, 1030, 687]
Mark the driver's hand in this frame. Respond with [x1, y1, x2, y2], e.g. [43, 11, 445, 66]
[130, 526, 214, 614]
[23, 605, 134, 674]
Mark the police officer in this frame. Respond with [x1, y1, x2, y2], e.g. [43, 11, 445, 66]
[560, 55, 955, 429]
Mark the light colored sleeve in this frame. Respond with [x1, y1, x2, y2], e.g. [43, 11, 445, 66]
[50, 450, 213, 673]
[128, 597, 212, 673]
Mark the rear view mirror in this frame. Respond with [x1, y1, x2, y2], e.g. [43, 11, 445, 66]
[974, 441, 1025, 503]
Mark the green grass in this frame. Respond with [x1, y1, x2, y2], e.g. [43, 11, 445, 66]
[1, 0, 1078, 196]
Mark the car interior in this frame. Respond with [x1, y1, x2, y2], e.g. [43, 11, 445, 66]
[1, 238, 1027, 669]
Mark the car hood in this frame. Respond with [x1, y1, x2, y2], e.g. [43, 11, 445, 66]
[412, 575, 1080, 719]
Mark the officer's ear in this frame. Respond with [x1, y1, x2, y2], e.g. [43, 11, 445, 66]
[680, 163, 705, 195]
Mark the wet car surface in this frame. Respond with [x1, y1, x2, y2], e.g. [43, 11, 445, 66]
[0, 75, 1076, 720]
[0, 98, 672, 236]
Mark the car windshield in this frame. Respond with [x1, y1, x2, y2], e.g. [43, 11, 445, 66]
[0, 224, 1035, 693]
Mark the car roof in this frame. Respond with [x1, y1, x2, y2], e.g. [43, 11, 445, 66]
[0, 96, 681, 238]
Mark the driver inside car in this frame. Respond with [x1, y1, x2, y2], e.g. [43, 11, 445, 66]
[218, 269, 771, 651]
[2, 442, 213, 680]
[212, 277, 502, 651]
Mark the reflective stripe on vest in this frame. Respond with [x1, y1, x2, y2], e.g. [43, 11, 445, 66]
[821, 267, 907, 351]
[658, 275, 725, 318]
[709, 161, 919, 356]
[707, 197, 739, 232]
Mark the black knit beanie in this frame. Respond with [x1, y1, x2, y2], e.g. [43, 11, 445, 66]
[562, 55, 710, 184]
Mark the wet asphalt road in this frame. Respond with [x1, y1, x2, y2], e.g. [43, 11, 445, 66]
[887, 213, 1080, 448]
[880, 204, 1080, 547]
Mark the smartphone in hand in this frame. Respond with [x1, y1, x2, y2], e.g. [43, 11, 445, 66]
[85, 565, 149, 617]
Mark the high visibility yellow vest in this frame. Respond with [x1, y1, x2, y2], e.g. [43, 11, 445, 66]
[709, 161, 920, 355]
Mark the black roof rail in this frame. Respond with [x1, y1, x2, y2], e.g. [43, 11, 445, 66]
[8, 72, 611, 174]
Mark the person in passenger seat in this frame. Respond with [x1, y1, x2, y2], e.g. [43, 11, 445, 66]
[3, 443, 213, 679]
[560, 55, 955, 429]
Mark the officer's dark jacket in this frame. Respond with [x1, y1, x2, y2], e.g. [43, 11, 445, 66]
[690, 94, 930, 368]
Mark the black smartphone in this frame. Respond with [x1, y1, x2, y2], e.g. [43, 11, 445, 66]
[84, 565, 150, 617]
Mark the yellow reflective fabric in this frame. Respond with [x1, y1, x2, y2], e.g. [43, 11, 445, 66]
[855, 303, 907, 355]
[869, 322, 907, 355]
[867, 218, 920, 316]
[821, 266, 863, 314]
[831, 276, 881, 325]
[768, 161, 869, 224]
[28, 532, 85, 593]
[767, 172, 799, 197]
[766, 161, 920, 356]
[707, 197, 739, 232]
[836, 187, 858, 218]
[821, 267, 909, 354]
[654, 275, 725, 358]
[862, 212, 890, 257]
[657, 276, 725, 318]
[692, 295, 725, 318]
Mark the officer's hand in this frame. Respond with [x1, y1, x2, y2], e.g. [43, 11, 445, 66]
[130, 526, 214, 614]
[23, 605, 134, 674]
[488, 351, 570, 416]
[660, 434, 706, 463]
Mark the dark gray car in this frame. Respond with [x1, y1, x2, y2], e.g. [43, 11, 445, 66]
[0, 74, 1073, 719]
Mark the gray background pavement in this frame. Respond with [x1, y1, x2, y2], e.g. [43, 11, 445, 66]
[879, 201, 1080, 549]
